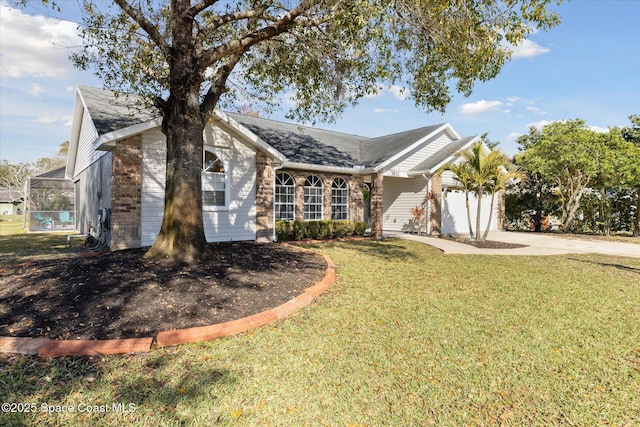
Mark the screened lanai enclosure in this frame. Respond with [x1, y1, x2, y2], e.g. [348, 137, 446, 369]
[24, 167, 75, 232]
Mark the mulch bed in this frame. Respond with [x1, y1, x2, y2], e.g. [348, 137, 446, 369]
[441, 235, 528, 249]
[0, 242, 326, 340]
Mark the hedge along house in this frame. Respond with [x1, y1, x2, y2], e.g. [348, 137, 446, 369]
[66, 85, 502, 250]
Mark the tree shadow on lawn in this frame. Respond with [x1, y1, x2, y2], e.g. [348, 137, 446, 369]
[0, 242, 326, 340]
[567, 257, 640, 276]
[0, 350, 236, 426]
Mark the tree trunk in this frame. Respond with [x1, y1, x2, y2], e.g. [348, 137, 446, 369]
[635, 189, 640, 236]
[481, 191, 496, 242]
[475, 188, 483, 241]
[464, 190, 474, 239]
[144, 88, 208, 263]
[143, 1, 210, 263]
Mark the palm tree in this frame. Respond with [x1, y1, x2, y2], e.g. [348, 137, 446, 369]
[438, 162, 476, 239]
[480, 163, 525, 241]
[441, 140, 520, 242]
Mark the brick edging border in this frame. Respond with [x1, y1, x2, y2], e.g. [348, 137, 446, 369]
[0, 252, 336, 358]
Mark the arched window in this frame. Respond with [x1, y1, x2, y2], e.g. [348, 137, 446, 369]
[331, 177, 349, 220]
[303, 175, 323, 220]
[275, 172, 295, 221]
[202, 150, 227, 208]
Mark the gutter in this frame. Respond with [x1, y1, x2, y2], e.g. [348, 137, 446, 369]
[284, 162, 374, 175]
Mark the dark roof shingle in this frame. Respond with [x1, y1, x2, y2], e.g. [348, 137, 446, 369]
[78, 86, 473, 169]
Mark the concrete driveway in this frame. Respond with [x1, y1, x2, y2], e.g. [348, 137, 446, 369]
[385, 230, 640, 258]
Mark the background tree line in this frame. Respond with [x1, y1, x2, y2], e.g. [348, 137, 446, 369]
[506, 115, 640, 236]
[0, 142, 69, 192]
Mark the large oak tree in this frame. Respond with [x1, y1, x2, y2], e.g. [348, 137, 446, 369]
[31, 0, 560, 262]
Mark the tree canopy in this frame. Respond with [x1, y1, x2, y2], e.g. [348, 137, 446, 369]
[516, 119, 638, 233]
[69, 0, 561, 121]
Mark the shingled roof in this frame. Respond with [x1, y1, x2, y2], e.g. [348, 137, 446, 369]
[76, 85, 474, 171]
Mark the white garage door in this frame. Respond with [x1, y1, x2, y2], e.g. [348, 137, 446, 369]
[441, 190, 498, 235]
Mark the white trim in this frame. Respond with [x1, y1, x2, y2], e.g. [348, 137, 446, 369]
[94, 118, 163, 150]
[212, 110, 287, 163]
[202, 148, 230, 212]
[285, 162, 374, 175]
[408, 136, 481, 176]
[374, 123, 454, 172]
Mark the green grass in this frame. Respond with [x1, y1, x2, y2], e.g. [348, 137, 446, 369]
[1, 239, 639, 426]
[0, 215, 26, 236]
[0, 215, 81, 267]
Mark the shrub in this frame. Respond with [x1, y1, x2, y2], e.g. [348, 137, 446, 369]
[354, 221, 367, 236]
[275, 220, 292, 241]
[306, 221, 320, 239]
[333, 220, 355, 237]
[276, 219, 367, 242]
[319, 220, 333, 239]
[292, 219, 307, 240]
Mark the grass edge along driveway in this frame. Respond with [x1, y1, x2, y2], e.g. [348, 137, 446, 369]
[1, 239, 639, 426]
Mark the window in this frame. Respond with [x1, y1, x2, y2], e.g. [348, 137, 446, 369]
[275, 172, 295, 220]
[202, 150, 226, 208]
[331, 177, 349, 220]
[303, 175, 323, 220]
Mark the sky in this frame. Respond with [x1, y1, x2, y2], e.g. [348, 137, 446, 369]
[1, 0, 639, 164]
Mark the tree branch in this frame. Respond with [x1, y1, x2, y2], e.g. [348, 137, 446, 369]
[188, 0, 221, 18]
[113, 0, 169, 57]
[200, 53, 244, 116]
[196, 0, 322, 73]
[194, 3, 272, 52]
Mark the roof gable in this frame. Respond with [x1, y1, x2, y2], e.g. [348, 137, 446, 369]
[78, 85, 157, 135]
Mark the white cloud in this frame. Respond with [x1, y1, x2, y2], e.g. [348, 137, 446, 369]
[388, 85, 409, 101]
[526, 120, 552, 130]
[0, 2, 82, 79]
[460, 100, 503, 115]
[27, 83, 45, 97]
[31, 116, 58, 124]
[506, 96, 534, 106]
[588, 125, 610, 133]
[506, 132, 523, 142]
[30, 114, 73, 125]
[508, 39, 551, 59]
[526, 106, 548, 115]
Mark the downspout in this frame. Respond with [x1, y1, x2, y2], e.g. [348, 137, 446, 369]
[272, 164, 284, 242]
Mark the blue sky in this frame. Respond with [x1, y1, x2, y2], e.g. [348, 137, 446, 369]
[1, 0, 639, 164]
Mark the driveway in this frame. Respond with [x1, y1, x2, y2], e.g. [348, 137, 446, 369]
[385, 230, 640, 258]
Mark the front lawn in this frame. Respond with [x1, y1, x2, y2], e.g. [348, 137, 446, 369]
[1, 239, 638, 426]
[0, 215, 80, 267]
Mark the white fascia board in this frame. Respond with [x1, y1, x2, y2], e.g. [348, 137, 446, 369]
[65, 92, 85, 179]
[212, 110, 287, 163]
[94, 118, 163, 150]
[284, 162, 374, 175]
[373, 123, 451, 172]
[424, 135, 481, 175]
[383, 170, 410, 178]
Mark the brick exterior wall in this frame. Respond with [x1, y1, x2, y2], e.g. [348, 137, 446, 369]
[496, 189, 505, 230]
[429, 174, 442, 235]
[110, 135, 142, 250]
[265, 168, 365, 223]
[255, 151, 275, 242]
[370, 170, 384, 239]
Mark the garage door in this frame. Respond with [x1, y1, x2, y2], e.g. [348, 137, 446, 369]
[441, 190, 498, 235]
